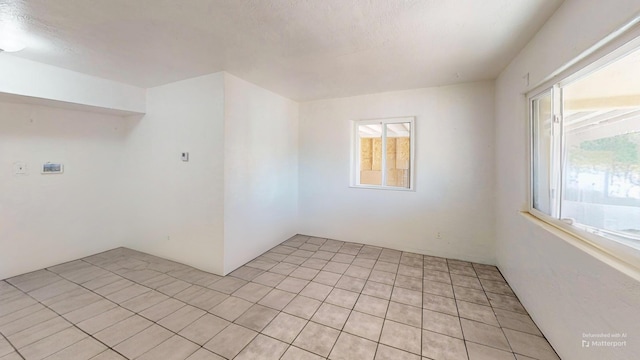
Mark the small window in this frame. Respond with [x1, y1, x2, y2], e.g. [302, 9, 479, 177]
[352, 117, 415, 190]
[530, 44, 640, 261]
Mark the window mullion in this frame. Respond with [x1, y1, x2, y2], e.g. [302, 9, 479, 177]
[381, 121, 387, 187]
[551, 85, 563, 219]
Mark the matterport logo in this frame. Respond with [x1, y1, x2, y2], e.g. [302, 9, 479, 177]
[582, 332, 627, 348]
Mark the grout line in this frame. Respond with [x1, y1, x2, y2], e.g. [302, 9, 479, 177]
[1, 238, 536, 360]
[0, 331, 26, 360]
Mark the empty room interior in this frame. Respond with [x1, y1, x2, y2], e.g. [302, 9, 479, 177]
[1, 1, 640, 360]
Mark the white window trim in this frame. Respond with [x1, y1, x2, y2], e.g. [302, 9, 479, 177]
[526, 16, 640, 275]
[350, 116, 416, 191]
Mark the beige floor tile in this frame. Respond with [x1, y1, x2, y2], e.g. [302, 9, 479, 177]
[204, 323, 258, 359]
[138, 298, 185, 322]
[374, 261, 399, 273]
[158, 304, 206, 332]
[19, 327, 86, 360]
[293, 321, 340, 357]
[466, 341, 517, 360]
[210, 296, 252, 321]
[422, 308, 463, 339]
[329, 332, 377, 360]
[229, 266, 264, 281]
[386, 301, 422, 328]
[76, 307, 133, 335]
[42, 337, 106, 360]
[311, 303, 351, 329]
[374, 344, 420, 360]
[335, 275, 366, 292]
[258, 289, 296, 310]
[178, 314, 230, 345]
[461, 318, 510, 351]
[494, 309, 542, 336]
[368, 270, 396, 285]
[119, 290, 167, 313]
[354, 294, 389, 318]
[323, 261, 350, 274]
[325, 288, 359, 309]
[422, 329, 468, 360]
[391, 287, 423, 307]
[0, 308, 59, 336]
[262, 312, 308, 343]
[283, 295, 322, 319]
[253, 272, 286, 287]
[343, 311, 384, 341]
[234, 304, 278, 331]
[89, 349, 127, 360]
[300, 282, 333, 301]
[138, 335, 199, 360]
[423, 293, 458, 316]
[185, 348, 225, 360]
[113, 324, 173, 359]
[208, 277, 247, 294]
[94, 315, 153, 347]
[457, 300, 499, 326]
[379, 320, 421, 355]
[362, 281, 393, 300]
[395, 274, 423, 291]
[233, 282, 272, 303]
[8, 316, 72, 349]
[234, 334, 288, 360]
[280, 346, 324, 360]
[503, 329, 560, 360]
[423, 280, 455, 298]
[276, 277, 310, 293]
[479, 278, 514, 296]
[453, 286, 489, 306]
[487, 293, 527, 314]
[291, 267, 320, 281]
[312, 271, 342, 286]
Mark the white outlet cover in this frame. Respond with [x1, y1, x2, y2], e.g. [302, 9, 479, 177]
[13, 162, 28, 175]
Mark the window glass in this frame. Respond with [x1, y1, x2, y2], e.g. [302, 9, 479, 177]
[354, 117, 414, 190]
[385, 122, 411, 188]
[532, 92, 554, 215]
[562, 48, 640, 245]
[358, 124, 382, 186]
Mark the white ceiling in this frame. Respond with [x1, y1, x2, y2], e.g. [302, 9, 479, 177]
[0, 0, 563, 101]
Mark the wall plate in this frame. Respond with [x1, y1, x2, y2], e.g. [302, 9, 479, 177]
[42, 163, 64, 174]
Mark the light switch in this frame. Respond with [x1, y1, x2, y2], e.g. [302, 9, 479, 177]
[181, 152, 189, 162]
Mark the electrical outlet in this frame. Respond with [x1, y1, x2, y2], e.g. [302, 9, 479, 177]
[13, 162, 27, 175]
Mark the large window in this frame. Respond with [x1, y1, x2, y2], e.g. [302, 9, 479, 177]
[530, 45, 640, 262]
[352, 117, 415, 190]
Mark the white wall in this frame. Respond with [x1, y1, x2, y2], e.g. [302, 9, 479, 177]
[0, 55, 146, 115]
[0, 101, 128, 279]
[495, 1, 640, 359]
[299, 83, 496, 264]
[123, 73, 226, 275]
[223, 73, 299, 274]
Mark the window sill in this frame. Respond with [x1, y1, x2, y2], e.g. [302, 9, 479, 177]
[520, 211, 640, 282]
[349, 184, 415, 192]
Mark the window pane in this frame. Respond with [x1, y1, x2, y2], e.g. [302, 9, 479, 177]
[385, 122, 411, 188]
[359, 124, 382, 185]
[562, 48, 640, 245]
[532, 92, 553, 215]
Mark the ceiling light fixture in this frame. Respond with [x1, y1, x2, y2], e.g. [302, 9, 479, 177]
[0, 39, 26, 53]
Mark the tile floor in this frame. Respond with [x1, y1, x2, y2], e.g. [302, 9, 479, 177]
[0, 235, 560, 360]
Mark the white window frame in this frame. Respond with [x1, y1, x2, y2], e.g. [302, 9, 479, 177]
[527, 19, 640, 272]
[350, 116, 416, 191]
